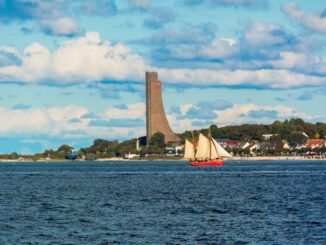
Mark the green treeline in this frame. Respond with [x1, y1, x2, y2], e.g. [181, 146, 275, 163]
[180, 118, 326, 144]
[1, 118, 325, 160]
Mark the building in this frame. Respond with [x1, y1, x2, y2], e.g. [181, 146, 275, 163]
[146, 71, 180, 145]
[262, 134, 276, 140]
[306, 139, 326, 149]
[215, 139, 240, 149]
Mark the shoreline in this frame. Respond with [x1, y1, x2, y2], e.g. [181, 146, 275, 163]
[0, 156, 326, 163]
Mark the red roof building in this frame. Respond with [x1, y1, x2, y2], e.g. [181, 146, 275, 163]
[306, 139, 325, 149]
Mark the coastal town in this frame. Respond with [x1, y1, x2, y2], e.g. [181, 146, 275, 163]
[1, 118, 325, 162]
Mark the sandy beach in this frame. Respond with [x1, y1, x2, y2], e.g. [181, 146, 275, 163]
[1, 156, 326, 162]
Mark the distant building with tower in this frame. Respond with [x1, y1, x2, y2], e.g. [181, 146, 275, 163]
[146, 71, 180, 145]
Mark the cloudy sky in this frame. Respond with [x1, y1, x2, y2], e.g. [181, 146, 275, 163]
[0, 0, 325, 153]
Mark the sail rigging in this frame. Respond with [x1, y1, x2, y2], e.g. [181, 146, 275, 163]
[212, 138, 233, 158]
[210, 140, 219, 159]
[184, 131, 229, 167]
[184, 133, 232, 161]
[195, 133, 210, 160]
[184, 139, 195, 160]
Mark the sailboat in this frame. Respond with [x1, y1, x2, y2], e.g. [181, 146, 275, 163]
[184, 133, 232, 167]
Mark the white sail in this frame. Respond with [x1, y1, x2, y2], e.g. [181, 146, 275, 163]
[183, 139, 195, 160]
[212, 138, 233, 158]
[195, 133, 210, 160]
[210, 141, 219, 159]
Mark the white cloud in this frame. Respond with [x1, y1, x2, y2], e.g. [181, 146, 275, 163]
[244, 22, 290, 46]
[0, 46, 21, 59]
[40, 17, 80, 36]
[0, 101, 323, 153]
[0, 32, 326, 89]
[158, 68, 326, 89]
[0, 103, 147, 141]
[0, 32, 149, 85]
[171, 38, 238, 60]
[283, 3, 326, 34]
[0, 105, 87, 137]
[0, 46, 22, 66]
[104, 103, 145, 119]
[168, 102, 320, 131]
[268, 52, 326, 75]
[214, 104, 315, 126]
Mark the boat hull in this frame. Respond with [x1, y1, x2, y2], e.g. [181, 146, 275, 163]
[188, 159, 224, 167]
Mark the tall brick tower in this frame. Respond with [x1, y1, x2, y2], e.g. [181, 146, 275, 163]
[146, 71, 180, 145]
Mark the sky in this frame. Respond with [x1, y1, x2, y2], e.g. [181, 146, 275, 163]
[0, 0, 326, 154]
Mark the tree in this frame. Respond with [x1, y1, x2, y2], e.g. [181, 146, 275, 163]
[114, 138, 138, 156]
[57, 144, 73, 153]
[146, 145, 165, 155]
[82, 139, 118, 154]
[272, 120, 283, 134]
[288, 132, 306, 145]
[149, 132, 165, 148]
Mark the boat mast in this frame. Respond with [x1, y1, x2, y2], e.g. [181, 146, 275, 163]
[208, 127, 211, 160]
[192, 131, 195, 160]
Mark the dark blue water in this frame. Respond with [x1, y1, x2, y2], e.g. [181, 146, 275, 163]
[0, 160, 326, 244]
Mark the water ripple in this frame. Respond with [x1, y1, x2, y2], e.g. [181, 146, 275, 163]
[0, 160, 326, 244]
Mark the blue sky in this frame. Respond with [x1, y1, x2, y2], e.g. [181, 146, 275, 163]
[0, 0, 325, 153]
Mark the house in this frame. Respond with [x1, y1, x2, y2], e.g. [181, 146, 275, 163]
[124, 153, 140, 159]
[282, 140, 290, 150]
[242, 142, 258, 156]
[165, 145, 184, 155]
[215, 139, 240, 149]
[302, 132, 309, 138]
[225, 140, 241, 149]
[262, 134, 276, 140]
[306, 139, 326, 149]
[275, 140, 290, 150]
[241, 142, 250, 150]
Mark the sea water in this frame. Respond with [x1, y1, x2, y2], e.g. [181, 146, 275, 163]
[0, 160, 325, 244]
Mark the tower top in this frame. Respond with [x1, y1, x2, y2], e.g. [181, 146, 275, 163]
[146, 71, 179, 145]
[146, 71, 158, 83]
